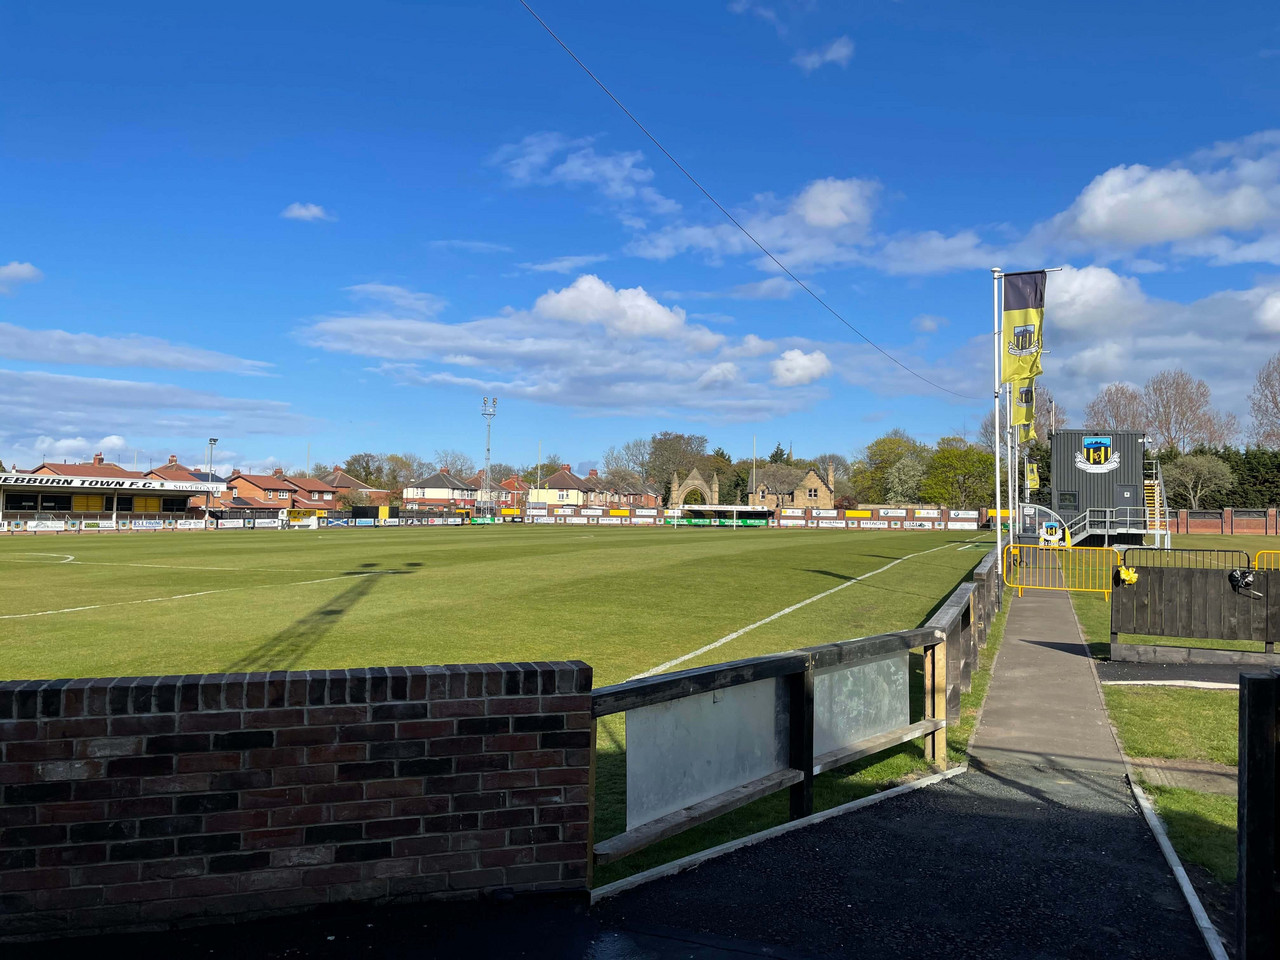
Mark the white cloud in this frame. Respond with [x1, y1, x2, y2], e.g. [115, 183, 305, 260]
[728, 0, 784, 34]
[630, 176, 879, 270]
[771, 348, 832, 386]
[910, 315, 948, 333]
[297, 277, 837, 421]
[0, 261, 43, 293]
[428, 239, 513, 253]
[492, 133, 679, 221]
[0, 323, 271, 374]
[0, 370, 306, 467]
[792, 36, 854, 73]
[518, 254, 609, 274]
[729, 277, 795, 300]
[875, 230, 999, 275]
[280, 202, 335, 222]
[345, 283, 446, 316]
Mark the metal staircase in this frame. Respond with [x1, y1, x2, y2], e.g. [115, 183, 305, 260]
[1144, 460, 1172, 548]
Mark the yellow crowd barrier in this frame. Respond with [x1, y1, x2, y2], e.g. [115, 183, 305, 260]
[1002, 544, 1118, 600]
[1254, 550, 1280, 571]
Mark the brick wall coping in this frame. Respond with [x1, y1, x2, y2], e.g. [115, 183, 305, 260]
[0, 663, 592, 722]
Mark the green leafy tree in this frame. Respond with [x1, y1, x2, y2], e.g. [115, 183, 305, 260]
[884, 455, 926, 504]
[850, 429, 931, 503]
[1162, 454, 1235, 509]
[920, 442, 995, 510]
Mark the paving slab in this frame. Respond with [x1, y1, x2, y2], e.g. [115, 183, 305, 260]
[1130, 756, 1238, 796]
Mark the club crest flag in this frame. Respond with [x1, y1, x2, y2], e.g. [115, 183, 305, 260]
[1018, 422, 1036, 443]
[1012, 379, 1035, 426]
[1001, 271, 1046, 384]
[1026, 462, 1040, 490]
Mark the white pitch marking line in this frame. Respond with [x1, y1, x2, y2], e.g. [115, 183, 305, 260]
[628, 538, 980, 681]
[0, 572, 385, 620]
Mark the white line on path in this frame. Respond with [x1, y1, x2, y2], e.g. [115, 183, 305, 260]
[1100, 679, 1238, 690]
[0, 573, 382, 620]
[627, 538, 978, 681]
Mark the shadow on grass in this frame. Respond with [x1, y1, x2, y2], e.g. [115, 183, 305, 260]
[226, 563, 414, 671]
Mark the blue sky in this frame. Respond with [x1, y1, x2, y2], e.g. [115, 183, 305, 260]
[3, 0, 1279, 475]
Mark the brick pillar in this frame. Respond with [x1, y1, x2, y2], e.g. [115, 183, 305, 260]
[1224, 507, 1233, 535]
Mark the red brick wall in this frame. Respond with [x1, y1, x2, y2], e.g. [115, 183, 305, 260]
[0, 663, 593, 938]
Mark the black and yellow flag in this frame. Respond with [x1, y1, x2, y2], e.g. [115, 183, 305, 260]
[1011, 378, 1035, 427]
[1018, 422, 1036, 443]
[1001, 271, 1046, 383]
[1026, 462, 1040, 490]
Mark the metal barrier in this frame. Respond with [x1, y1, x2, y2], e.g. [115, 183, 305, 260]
[1255, 551, 1280, 571]
[1124, 547, 1252, 570]
[1003, 544, 1117, 599]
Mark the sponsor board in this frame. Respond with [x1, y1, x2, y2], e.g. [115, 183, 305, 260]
[427, 518, 445, 525]
[176, 519, 204, 530]
[81, 520, 118, 530]
[254, 518, 282, 529]
[913, 509, 941, 518]
[949, 510, 980, 519]
[581, 509, 603, 516]
[355, 518, 375, 527]
[326, 518, 351, 527]
[947, 521, 979, 530]
[501, 508, 519, 516]
[565, 516, 589, 524]
[382, 518, 401, 526]
[131, 519, 164, 530]
[811, 509, 837, 518]
[218, 519, 245, 529]
[554, 508, 574, 516]
[632, 517, 655, 524]
[0, 521, 6, 532]
[526, 509, 548, 516]
[818, 520, 846, 528]
[904, 521, 933, 529]
[879, 509, 907, 517]
[635, 509, 657, 516]
[609, 510, 630, 517]
[780, 519, 806, 527]
[664, 510, 681, 517]
[890, 521, 902, 528]
[859, 520, 889, 529]
[447, 518, 463, 525]
[781, 508, 806, 517]
[740, 519, 767, 527]
[534, 516, 556, 524]
[846, 510, 872, 518]
[598, 517, 622, 524]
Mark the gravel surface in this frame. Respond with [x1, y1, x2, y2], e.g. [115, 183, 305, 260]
[1096, 661, 1249, 685]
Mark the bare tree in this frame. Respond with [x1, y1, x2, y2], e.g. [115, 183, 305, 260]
[1162, 454, 1234, 509]
[812, 452, 851, 482]
[433, 449, 476, 476]
[1034, 385, 1068, 440]
[977, 408, 1004, 455]
[1142, 370, 1236, 451]
[1083, 383, 1146, 431]
[621, 437, 651, 478]
[1249, 351, 1280, 447]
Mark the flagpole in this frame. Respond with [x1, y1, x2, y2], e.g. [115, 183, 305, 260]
[991, 267, 1003, 580]
[1006, 386, 1016, 540]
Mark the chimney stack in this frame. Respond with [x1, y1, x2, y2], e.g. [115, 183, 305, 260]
[272, 467, 284, 477]
[168, 454, 179, 466]
[561, 464, 571, 472]
[588, 469, 598, 478]
[92, 452, 104, 466]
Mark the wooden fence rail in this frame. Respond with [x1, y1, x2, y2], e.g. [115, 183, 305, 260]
[1238, 669, 1280, 960]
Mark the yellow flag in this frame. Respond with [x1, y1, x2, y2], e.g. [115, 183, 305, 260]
[1011, 379, 1035, 426]
[1018, 422, 1036, 443]
[1026, 462, 1040, 490]
[1001, 271, 1046, 383]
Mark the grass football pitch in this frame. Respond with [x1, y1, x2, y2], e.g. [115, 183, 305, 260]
[0, 526, 991, 683]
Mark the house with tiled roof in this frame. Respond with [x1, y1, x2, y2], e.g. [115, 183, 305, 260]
[321, 469, 390, 505]
[498, 474, 529, 509]
[464, 470, 522, 510]
[285, 475, 340, 510]
[528, 465, 591, 507]
[145, 455, 231, 511]
[31, 453, 144, 480]
[402, 469, 478, 511]
[226, 468, 298, 510]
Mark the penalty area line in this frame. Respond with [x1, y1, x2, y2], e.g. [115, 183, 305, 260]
[627, 537, 983, 681]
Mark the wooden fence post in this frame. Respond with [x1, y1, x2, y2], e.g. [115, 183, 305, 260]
[1238, 671, 1278, 960]
[788, 659, 814, 820]
[922, 638, 948, 770]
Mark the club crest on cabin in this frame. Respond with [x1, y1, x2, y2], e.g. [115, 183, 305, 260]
[1074, 435, 1120, 473]
[1007, 323, 1040, 357]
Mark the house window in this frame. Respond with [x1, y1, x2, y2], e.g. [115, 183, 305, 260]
[808, 488, 818, 499]
[323, 492, 332, 499]
[558, 491, 569, 501]
[1059, 491, 1079, 512]
[162, 497, 188, 513]
[116, 496, 134, 512]
[265, 490, 273, 499]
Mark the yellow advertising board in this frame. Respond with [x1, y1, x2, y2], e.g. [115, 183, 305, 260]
[845, 510, 872, 518]
[501, 508, 518, 516]
[609, 510, 630, 516]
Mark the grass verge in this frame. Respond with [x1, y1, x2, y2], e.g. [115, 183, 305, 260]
[592, 586, 1011, 887]
[1142, 783, 1237, 884]
[1102, 685, 1237, 765]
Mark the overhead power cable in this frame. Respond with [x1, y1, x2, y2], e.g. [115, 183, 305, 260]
[516, 0, 980, 401]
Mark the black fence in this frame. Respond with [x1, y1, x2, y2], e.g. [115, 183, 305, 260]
[1239, 668, 1280, 960]
[1121, 547, 1252, 570]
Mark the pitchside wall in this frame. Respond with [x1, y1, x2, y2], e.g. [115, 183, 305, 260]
[0, 664, 593, 937]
